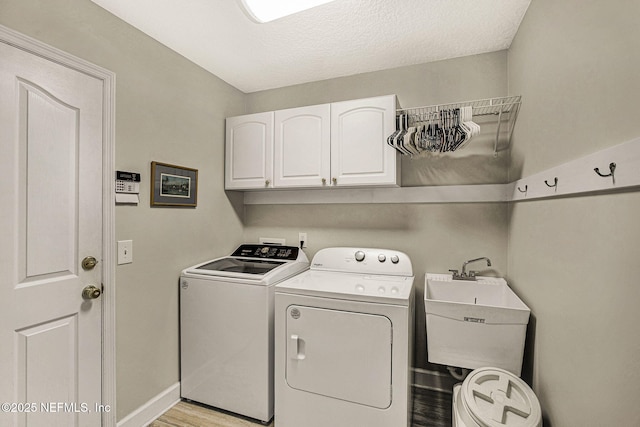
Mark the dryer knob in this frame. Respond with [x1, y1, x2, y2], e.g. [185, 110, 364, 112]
[378, 254, 386, 262]
[355, 251, 365, 262]
[390, 255, 399, 264]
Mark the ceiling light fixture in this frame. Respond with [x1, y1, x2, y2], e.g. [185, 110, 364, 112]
[238, 0, 336, 23]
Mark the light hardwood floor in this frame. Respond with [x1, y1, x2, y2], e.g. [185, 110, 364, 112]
[150, 387, 451, 427]
[149, 401, 273, 427]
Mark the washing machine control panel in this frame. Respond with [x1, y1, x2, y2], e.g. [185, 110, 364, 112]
[232, 244, 300, 260]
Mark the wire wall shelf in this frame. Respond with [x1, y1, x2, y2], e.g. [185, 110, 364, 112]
[395, 95, 522, 155]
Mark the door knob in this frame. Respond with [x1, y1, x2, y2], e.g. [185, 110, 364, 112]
[82, 256, 98, 270]
[82, 285, 102, 300]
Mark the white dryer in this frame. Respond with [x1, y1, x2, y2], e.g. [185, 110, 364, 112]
[274, 247, 415, 427]
[180, 244, 309, 423]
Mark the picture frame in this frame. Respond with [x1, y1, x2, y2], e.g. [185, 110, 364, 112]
[150, 161, 198, 207]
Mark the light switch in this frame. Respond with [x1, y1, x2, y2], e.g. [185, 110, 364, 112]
[118, 240, 133, 265]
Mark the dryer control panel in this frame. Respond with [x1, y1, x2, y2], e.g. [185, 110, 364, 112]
[310, 247, 413, 276]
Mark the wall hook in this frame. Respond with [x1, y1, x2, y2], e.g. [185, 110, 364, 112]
[517, 185, 528, 193]
[594, 162, 616, 184]
[545, 177, 558, 188]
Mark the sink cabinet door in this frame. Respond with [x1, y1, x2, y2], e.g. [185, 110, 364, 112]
[274, 104, 330, 188]
[225, 111, 274, 189]
[330, 95, 398, 187]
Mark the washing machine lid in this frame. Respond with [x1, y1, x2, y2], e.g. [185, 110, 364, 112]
[460, 367, 542, 427]
[182, 244, 309, 285]
[195, 257, 285, 275]
[275, 270, 414, 305]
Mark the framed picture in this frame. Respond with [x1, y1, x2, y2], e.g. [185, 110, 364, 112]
[150, 161, 198, 207]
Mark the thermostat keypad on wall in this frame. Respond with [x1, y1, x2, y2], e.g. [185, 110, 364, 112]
[116, 180, 140, 193]
[115, 170, 141, 204]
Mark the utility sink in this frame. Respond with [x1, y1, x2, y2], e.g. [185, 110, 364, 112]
[424, 273, 530, 376]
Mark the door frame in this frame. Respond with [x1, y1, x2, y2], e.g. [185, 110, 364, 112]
[0, 24, 117, 426]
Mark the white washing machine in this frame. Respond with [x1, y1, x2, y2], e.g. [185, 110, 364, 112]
[180, 244, 309, 423]
[274, 247, 415, 427]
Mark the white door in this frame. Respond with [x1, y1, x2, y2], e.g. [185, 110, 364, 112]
[225, 111, 274, 189]
[285, 305, 392, 409]
[274, 104, 331, 188]
[330, 95, 398, 187]
[0, 41, 103, 427]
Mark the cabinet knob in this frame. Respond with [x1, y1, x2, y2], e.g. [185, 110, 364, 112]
[332, 177, 337, 185]
[321, 178, 326, 185]
[265, 179, 270, 187]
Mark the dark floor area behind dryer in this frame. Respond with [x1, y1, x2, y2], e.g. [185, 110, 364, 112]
[412, 386, 452, 427]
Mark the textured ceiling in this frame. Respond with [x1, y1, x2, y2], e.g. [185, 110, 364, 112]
[90, 0, 531, 93]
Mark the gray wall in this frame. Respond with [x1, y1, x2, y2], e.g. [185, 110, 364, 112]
[507, 0, 640, 425]
[0, 0, 246, 420]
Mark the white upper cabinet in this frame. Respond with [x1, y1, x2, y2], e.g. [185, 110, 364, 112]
[274, 104, 331, 188]
[330, 95, 398, 187]
[225, 111, 274, 189]
[225, 95, 398, 190]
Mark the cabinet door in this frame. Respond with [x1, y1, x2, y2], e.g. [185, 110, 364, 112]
[274, 104, 330, 188]
[225, 112, 274, 189]
[330, 95, 398, 187]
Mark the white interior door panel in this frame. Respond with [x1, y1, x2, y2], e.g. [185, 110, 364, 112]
[0, 40, 103, 427]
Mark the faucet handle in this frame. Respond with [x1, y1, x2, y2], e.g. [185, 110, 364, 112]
[448, 269, 460, 278]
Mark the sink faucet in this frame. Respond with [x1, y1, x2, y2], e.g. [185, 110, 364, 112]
[450, 257, 492, 280]
[462, 257, 492, 277]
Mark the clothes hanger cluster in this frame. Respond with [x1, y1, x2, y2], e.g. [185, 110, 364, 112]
[387, 106, 480, 156]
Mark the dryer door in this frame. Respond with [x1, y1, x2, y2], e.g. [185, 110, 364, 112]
[285, 305, 392, 408]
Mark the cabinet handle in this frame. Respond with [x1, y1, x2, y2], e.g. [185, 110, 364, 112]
[332, 177, 337, 185]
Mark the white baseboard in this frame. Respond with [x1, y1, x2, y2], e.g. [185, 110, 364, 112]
[117, 382, 181, 427]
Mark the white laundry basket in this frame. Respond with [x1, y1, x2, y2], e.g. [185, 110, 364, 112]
[452, 367, 542, 427]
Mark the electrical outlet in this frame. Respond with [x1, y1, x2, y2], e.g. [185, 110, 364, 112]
[117, 240, 133, 265]
[298, 232, 307, 248]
